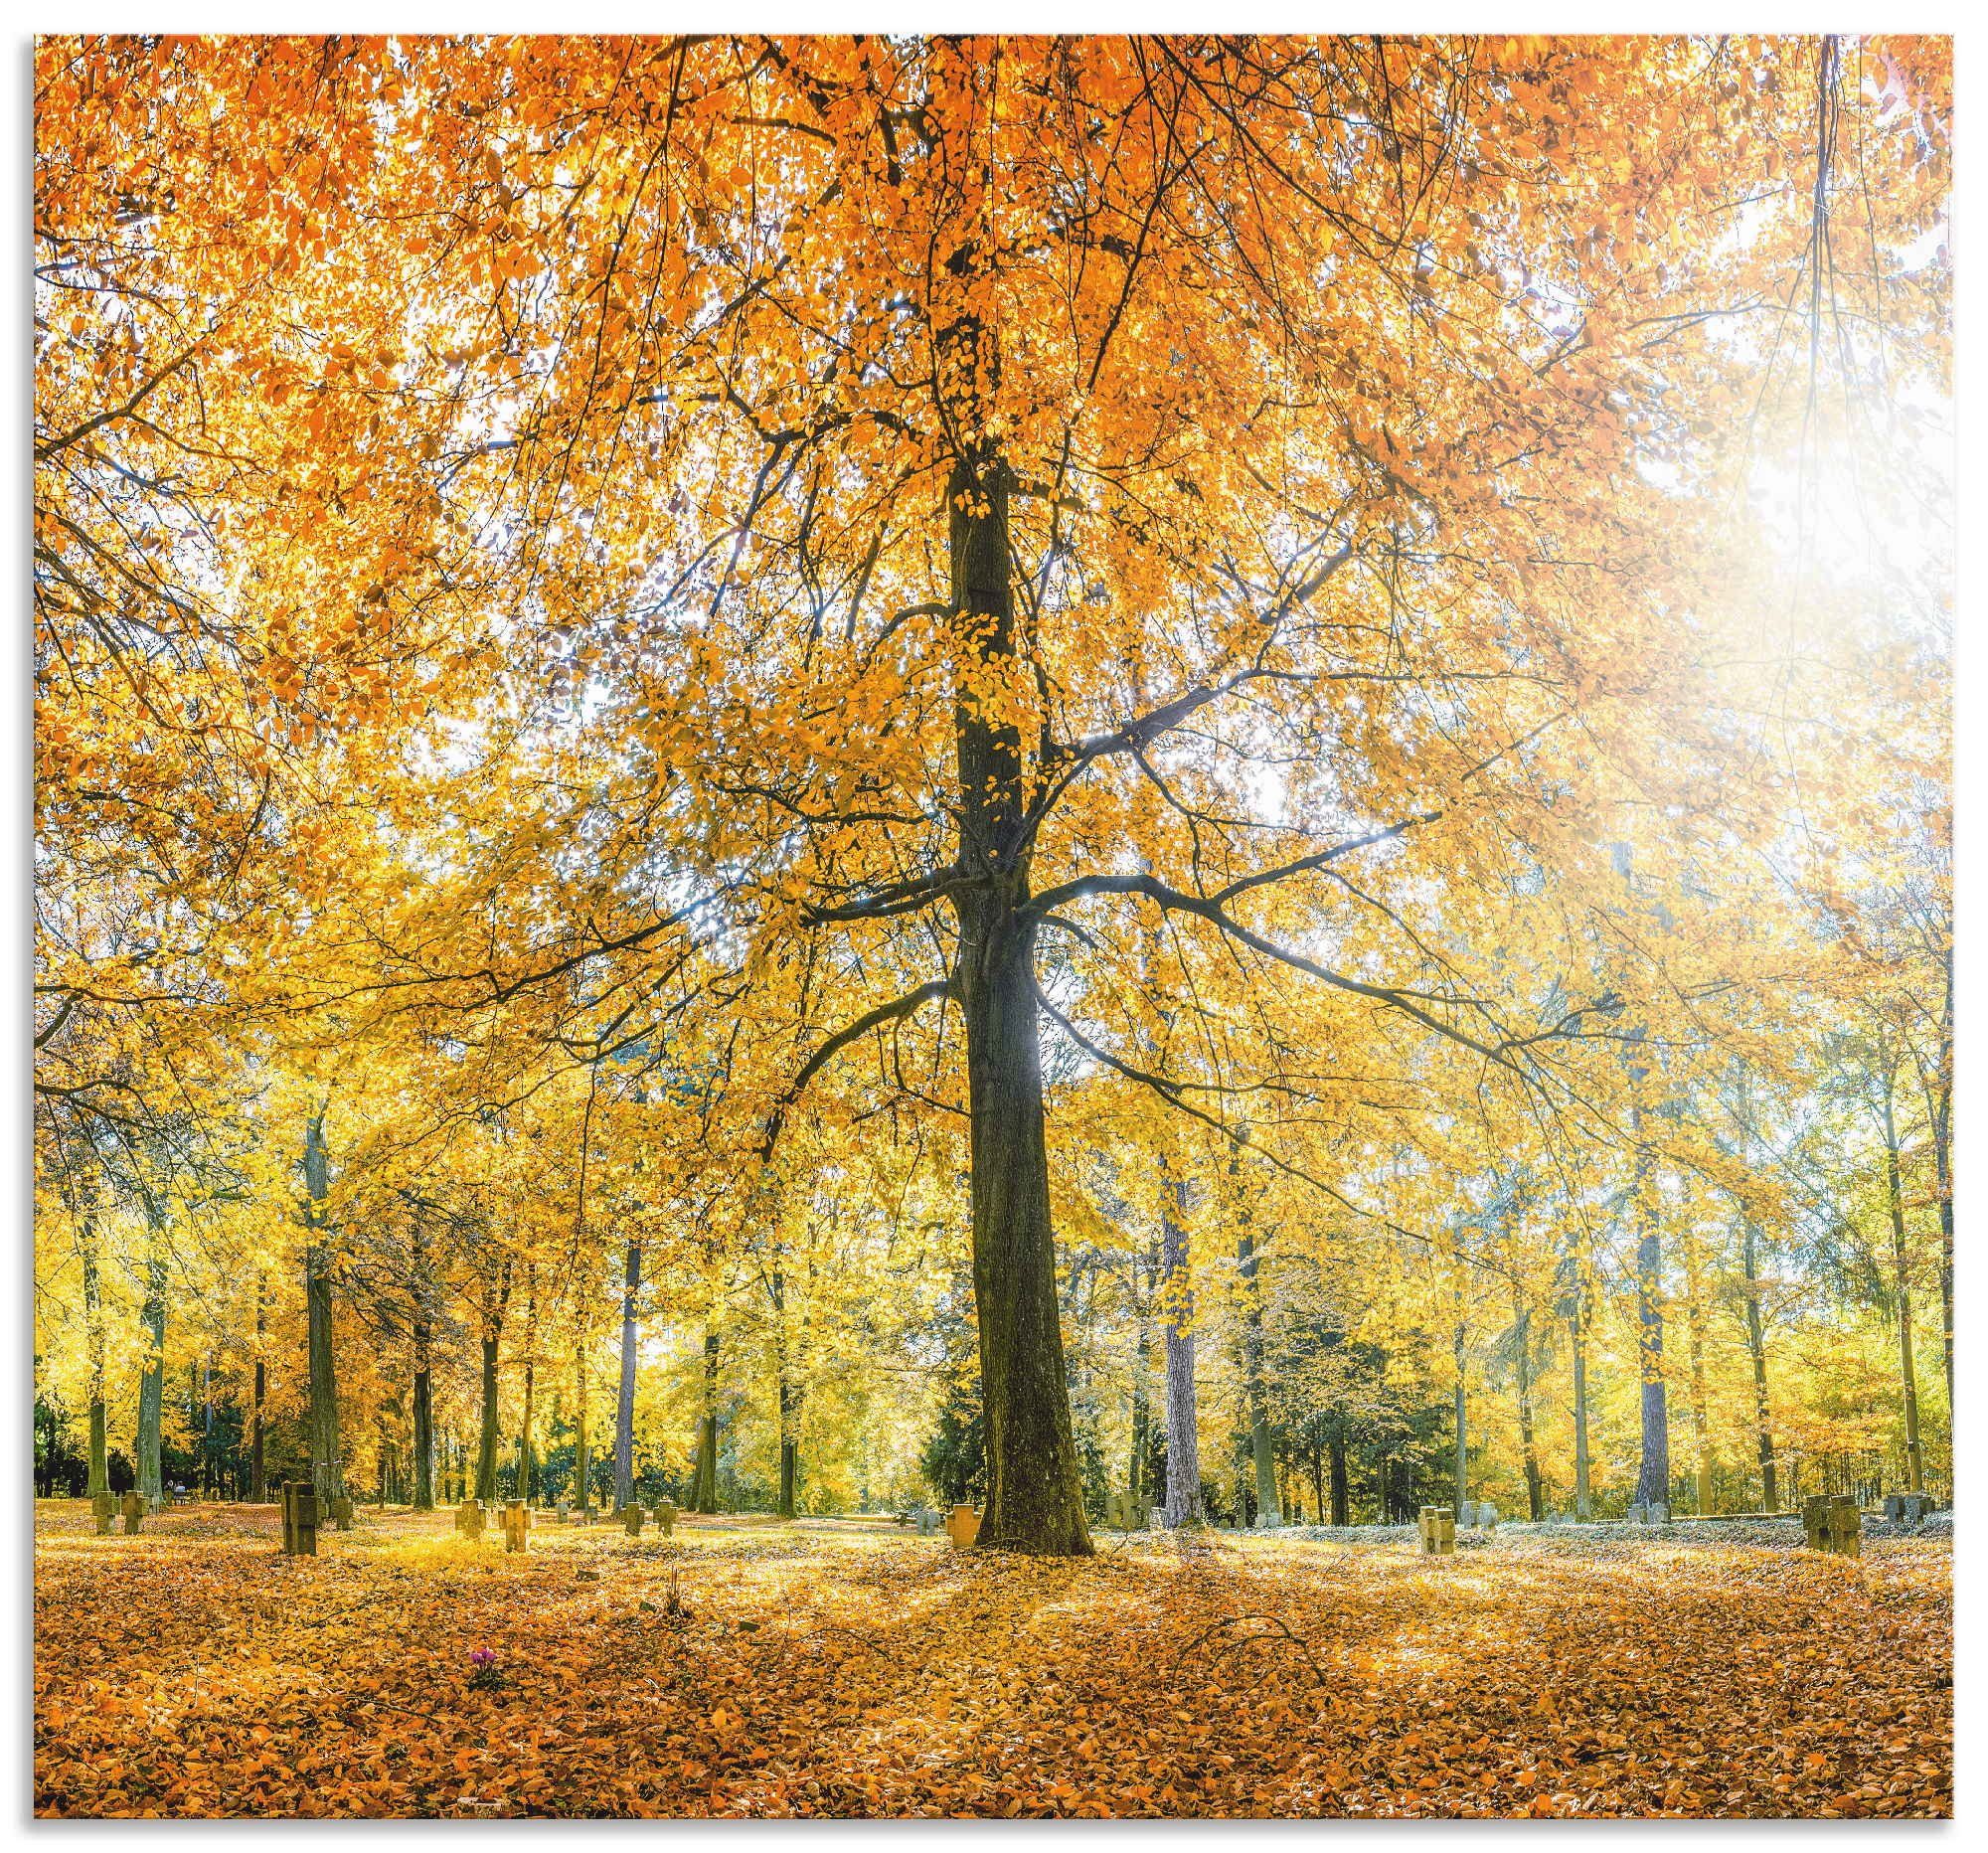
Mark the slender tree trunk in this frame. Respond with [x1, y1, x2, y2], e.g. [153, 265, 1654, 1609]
[611, 1239, 642, 1509]
[575, 1334, 591, 1514]
[1681, 1225, 1714, 1514]
[770, 1266, 798, 1518]
[1513, 1288, 1544, 1521]
[475, 1327, 501, 1501]
[1882, 1079, 1927, 1493]
[411, 1320, 433, 1511]
[303, 1109, 343, 1504]
[1158, 1168, 1203, 1528]
[1129, 1247, 1154, 1503]
[1740, 1220, 1777, 1509]
[136, 1199, 166, 1505]
[1328, 1425, 1349, 1526]
[1237, 1231, 1280, 1526]
[520, 1276, 539, 1503]
[943, 391, 1089, 1555]
[1629, 1096, 1671, 1509]
[249, 1271, 266, 1503]
[690, 1328, 720, 1511]
[81, 1190, 107, 1500]
[1570, 1260, 1593, 1520]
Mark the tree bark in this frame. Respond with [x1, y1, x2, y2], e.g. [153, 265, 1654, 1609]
[519, 1273, 539, 1503]
[136, 1197, 166, 1504]
[1327, 1425, 1349, 1526]
[613, 1238, 640, 1511]
[1629, 1095, 1670, 1509]
[1740, 1219, 1777, 1509]
[1570, 1258, 1593, 1520]
[303, 1109, 343, 1504]
[475, 1328, 501, 1501]
[81, 1186, 107, 1500]
[1157, 1168, 1203, 1528]
[1129, 1245, 1154, 1504]
[941, 348, 1090, 1555]
[1882, 1075, 1926, 1493]
[770, 1266, 798, 1518]
[575, 1334, 591, 1514]
[1681, 1225, 1714, 1514]
[690, 1328, 721, 1511]
[249, 1270, 266, 1503]
[1513, 1288, 1544, 1521]
[1238, 1230, 1280, 1525]
[411, 1327, 433, 1512]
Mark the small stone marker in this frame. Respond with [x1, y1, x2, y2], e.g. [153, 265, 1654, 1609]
[1417, 1504, 1455, 1556]
[331, 1494, 354, 1532]
[914, 1506, 939, 1536]
[120, 1490, 145, 1536]
[1626, 1500, 1670, 1526]
[1884, 1492, 1933, 1525]
[91, 1490, 115, 1536]
[621, 1503, 644, 1537]
[503, 1501, 531, 1553]
[654, 1499, 676, 1537]
[280, 1480, 319, 1556]
[456, 1498, 486, 1538]
[1803, 1493, 1861, 1558]
[557, 1500, 571, 1524]
[945, 1504, 980, 1550]
[1478, 1503, 1499, 1531]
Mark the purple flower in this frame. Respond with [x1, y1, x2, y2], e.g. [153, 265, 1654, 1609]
[469, 1647, 497, 1668]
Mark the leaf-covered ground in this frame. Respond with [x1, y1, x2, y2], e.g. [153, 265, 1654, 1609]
[33, 1500, 1951, 1819]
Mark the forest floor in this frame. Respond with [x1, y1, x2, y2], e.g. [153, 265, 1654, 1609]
[33, 1498, 1951, 1819]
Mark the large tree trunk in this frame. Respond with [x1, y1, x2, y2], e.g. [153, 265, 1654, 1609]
[1238, 1231, 1280, 1526]
[304, 1109, 343, 1504]
[1157, 1169, 1203, 1528]
[941, 317, 1090, 1554]
[1882, 1077, 1926, 1493]
[1740, 1219, 1777, 1509]
[612, 1239, 640, 1511]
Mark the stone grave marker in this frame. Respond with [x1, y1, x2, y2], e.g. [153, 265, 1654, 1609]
[654, 1499, 676, 1537]
[1478, 1503, 1499, 1531]
[945, 1504, 980, 1550]
[914, 1507, 939, 1536]
[503, 1501, 531, 1553]
[120, 1490, 145, 1535]
[621, 1503, 644, 1537]
[1803, 1493, 1862, 1558]
[456, 1498, 485, 1538]
[91, 1490, 115, 1536]
[1416, 1504, 1455, 1556]
[331, 1494, 354, 1531]
[280, 1480, 319, 1556]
